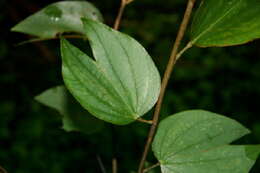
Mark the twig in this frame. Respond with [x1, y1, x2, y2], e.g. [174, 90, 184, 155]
[0, 165, 7, 173]
[112, 158, 118, 173]
[97, 155, 107, 173]
[9, 5, 56, 62]
[143, 163, 160, 173]
[137, 0, 197, 173]
[137, 118, 153, 125]
[176, 41, 193, 60]
[15, 35, 87, 46]
[113, 0, 133, 30]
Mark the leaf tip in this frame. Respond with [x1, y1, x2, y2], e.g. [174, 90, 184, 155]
[10, 26, 16, 32]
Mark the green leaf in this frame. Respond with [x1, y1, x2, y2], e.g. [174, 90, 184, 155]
[11, 1, 103, 38]
[35, 85, 104, 134]
[152, 110, 260, 173]
[60, 18, 161, 125]
[191, 0, 260, 47]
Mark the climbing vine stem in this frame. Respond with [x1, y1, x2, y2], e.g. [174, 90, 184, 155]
[137, 0, 196, 172]
[113, 0, 134, 30]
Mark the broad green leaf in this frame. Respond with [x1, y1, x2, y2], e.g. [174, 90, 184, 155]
[35, 85, 104, 134]
[61, 18, 161, 125]
[152, 110, 260, 173]
[11, 1, 103, 38]
[191, 0, 260, 47]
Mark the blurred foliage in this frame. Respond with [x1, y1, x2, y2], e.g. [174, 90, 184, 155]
[35, 85, 105, 134]
[1, 0, 260, 172]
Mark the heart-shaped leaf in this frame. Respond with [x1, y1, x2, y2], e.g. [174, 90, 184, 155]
[11, 1, 103, 38]
[35, 85, 104, 134]
[60, 18, 161, 125]
[152, 110, 260, 173]
[191, 0, 260, 47]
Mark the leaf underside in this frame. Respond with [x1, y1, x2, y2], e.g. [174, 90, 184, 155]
[11, 1, 103, 38]
[191, 0, 260, 47]
[152, 110, 260, 173]
[61, 18, 161, 125]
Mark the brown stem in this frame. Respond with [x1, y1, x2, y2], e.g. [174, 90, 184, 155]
[15, 35, 87, 46]
[137, 118, 153, 125]
[112, 158, 118, 173]
[137, 0, 196, 173]
[176, 41, 193, 61]
[113, 0, 131, 30]
[143, 163, 160, 173]
[0, 165, 7, 173]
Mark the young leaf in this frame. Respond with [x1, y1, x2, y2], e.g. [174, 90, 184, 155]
[11, 1, 103, 38]
[60, 18, 161, 125]
[191, 0, 260, 47]
[152, 110, 260, 173]
[35, 85, 104, 134]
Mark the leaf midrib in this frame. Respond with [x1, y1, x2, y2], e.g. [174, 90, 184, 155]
[191, 0, 243, 44]
[159, 117, 215, 159]
[113, 33, 139, 113]
[88, 23, 137, 115]
[164, 126, 247, 161]
[165, 151, 246, 165]
[62, 41, 133, 120]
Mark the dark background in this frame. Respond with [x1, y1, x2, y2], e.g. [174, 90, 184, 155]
[1, 0, 260, 172]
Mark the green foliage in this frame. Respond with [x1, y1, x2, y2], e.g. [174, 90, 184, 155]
[4, 0, 260, 172]
[191, 0, 260, 47]
[11, 1, 103, 38]
[35, 85, 104, 134]
[61, 18, 161, 125]
[153, 110, 260, 173]
[35, 85, 66, 114]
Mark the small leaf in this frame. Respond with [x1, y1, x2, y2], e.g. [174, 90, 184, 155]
[191, 0, 260, 47]
[152, 110, 260, 173]
[61, 18, 161, 125]
[35, 85, 104, 134]
[35, 85, 67, 115]
[11, 1, 103, 38]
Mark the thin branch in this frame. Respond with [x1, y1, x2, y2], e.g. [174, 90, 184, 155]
[143, 163, 160, 173]
[137, 0, 197, 173]
[112, 158, 118, 173]
[137, 118, 153, 125]
[176, 41, 193, 60]
[15, 35, 87, 46]
[97, 155, 107, 173]
[113, 0, 133, 30]
[0, 165, 7, 173]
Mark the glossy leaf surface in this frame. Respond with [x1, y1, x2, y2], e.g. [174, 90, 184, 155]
[61, 18, 161, 125]
[191, 0, 260, 47]
[35, 85, 104, 134]
[153, 110, 260, 173]
[11, 1, 103, 38]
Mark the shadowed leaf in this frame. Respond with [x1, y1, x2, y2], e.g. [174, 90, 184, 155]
[35, 85, 104, 134]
